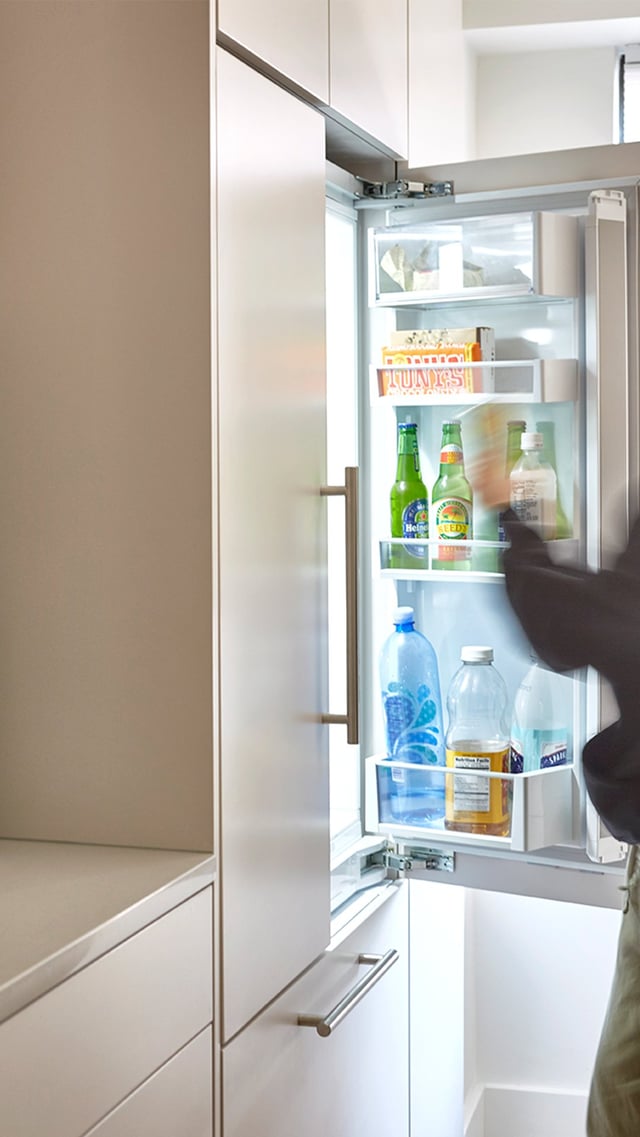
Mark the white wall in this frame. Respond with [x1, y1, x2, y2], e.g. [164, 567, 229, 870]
[469, 889, 621, 1094]
[475, 46, 617, 159]
[464, 0, 640, 28]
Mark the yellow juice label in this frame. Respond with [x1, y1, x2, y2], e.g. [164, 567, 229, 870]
[445, 747, 509, 825]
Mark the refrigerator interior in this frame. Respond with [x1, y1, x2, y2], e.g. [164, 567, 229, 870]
[358, 184, 635, 869]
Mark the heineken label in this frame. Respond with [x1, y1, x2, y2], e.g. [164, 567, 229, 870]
[402, 499, 429, 540]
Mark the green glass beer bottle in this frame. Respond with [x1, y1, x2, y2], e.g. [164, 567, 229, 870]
[390, 422, 429, 567]
[432, 420, 473, 570]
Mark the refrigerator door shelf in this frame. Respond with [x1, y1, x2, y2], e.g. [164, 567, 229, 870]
[370, 210, 578, 306]
[372, 358, 578, 404]
[378, 537, 579, 580]
[365, 756, 577, 855]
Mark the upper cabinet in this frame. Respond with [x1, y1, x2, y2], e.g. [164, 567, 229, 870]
[330, 0, 409, 158]
[217, 0, 329, 103]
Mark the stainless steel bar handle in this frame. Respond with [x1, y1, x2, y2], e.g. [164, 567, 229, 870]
[320, 466, 359, 744]
[297, 949, 399, 1038]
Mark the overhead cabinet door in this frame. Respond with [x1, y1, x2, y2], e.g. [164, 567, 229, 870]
[217, 0, 329, 103]
[216, 50, 330, 1041]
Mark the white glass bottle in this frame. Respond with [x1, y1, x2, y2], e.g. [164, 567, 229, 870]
[509, 431, 557, 539]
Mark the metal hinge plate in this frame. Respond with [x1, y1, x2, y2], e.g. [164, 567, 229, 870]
[359, 179, 454, 201]
[374, 845, 455, 876]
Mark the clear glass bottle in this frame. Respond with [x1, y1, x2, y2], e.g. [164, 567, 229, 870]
[432, 419, 473, 570]
[445, 646, 510, 836]
[379, 607, 445, 823]
[535, 419, 571, 539]
[509, 431, 557, 539]
[498, 419, 526, 542]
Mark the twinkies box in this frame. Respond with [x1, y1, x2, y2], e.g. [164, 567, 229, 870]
[377, 327, 495, 397]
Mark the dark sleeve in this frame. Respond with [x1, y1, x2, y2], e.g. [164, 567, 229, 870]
[503, 509, 640, 844]
[501, 510, 597, 673]
[582, 724, 640, 846]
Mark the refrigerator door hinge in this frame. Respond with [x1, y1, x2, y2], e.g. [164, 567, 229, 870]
[375, 844, 455, 877]
[359, 179, 454, 201]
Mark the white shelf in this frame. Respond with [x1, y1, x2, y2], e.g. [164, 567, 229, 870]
[372, 358, 578, 405]
[378, 537, 579, 579]
[365, 755, 577, 855]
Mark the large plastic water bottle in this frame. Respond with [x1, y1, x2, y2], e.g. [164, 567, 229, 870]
[510, 657, 571, 773]
[379, 606, 445, 823]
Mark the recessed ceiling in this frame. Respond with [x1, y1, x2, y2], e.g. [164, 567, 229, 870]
[465, 17, 640, 54]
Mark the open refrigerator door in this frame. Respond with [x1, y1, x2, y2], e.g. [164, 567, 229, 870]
[359, 178, 635, 894]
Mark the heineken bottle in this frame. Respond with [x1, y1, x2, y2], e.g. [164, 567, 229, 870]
[390, 422, 429, 567]
[432, 420, 473, 570]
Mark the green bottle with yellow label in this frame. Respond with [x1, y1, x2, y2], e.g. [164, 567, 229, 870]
[432, 419, 473, 570]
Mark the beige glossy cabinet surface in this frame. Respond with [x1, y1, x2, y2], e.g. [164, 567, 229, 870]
[216, 48, 330, 1043]
[0, 890, 213, 1137]
[217, 0, 329, 102]
[222, 885, 409, 1137]
[330, 0, 408, 157]
[85, 1028, 212, 1137]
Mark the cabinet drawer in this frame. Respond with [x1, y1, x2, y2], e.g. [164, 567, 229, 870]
[84, 1028, 212, 1137]
[0, 888, 212, 1137]
[222, 884, 409, 1137]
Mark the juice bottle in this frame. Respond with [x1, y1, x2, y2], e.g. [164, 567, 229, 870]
[498, 419, 526, 542]
[445, 645, 511, 836]
[536, 420, 572, 539]
[509, 431, 557, 539]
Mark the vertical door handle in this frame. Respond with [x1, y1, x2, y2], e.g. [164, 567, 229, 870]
[297, 949, 399, 1037]
[320, 466, 359, 744]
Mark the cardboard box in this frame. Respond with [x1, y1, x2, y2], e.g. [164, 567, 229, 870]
[378, 329, 495, 397]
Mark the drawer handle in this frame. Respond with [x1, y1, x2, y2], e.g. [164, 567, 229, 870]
[297, 949, 399, 1037]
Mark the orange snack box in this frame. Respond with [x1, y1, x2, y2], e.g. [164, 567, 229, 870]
[378, 328, 494, 397]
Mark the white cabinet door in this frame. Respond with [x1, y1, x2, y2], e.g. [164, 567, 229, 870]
[216, 50, 330, 1042]
[330, 0, 408, 157]
[222, 884, 409, 1137]
[217, 0, 329, 103]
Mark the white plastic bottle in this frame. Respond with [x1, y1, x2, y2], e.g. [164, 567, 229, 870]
[509, 431, 557, 539]
[510, 658, 570, 773]
[444, 646, 510, 836]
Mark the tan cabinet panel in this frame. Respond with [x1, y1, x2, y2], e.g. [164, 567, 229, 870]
[84, 1029, 212, 1137]
[0, 890, 212, 1137]
[218, 0, 329, 102]
[222, 886, 409, 1137]
[0, 0, 212, 852]
[216, 50, 330, 1041]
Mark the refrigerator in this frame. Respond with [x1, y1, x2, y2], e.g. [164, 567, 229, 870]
[324, 141, 640, 1135]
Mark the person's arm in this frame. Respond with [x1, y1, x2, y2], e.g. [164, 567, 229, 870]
[502, 509, 596, 673]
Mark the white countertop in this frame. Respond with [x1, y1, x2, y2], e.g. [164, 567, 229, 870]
[0, 839, 215, 1023]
